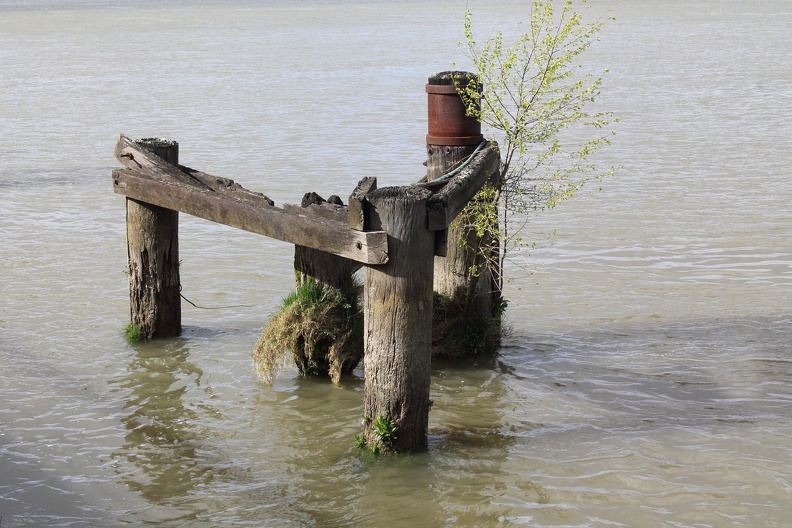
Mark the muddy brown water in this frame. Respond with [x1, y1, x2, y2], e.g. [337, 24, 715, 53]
[1, 1, 791, 526]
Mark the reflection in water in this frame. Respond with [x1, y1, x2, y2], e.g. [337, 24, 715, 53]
[430, 354, 519, 451]
[110, 338, 220, 519]
[280, 357, 535, 526]
[262, 375, 369, 527]
[427, 356, 538, 525]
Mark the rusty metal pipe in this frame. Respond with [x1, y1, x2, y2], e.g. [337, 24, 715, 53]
[426, 72, 483, 146]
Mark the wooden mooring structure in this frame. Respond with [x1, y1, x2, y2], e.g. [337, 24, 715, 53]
[113, 72, 499, 452]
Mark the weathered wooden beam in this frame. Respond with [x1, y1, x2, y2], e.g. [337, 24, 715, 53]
[348, 176, 377, 231]
[113, 169, 388, 265]
[424, 144, 499, 231]
[115, 134, 276, 208]
[179, 165, 275, 207]
[115, 135, 212, 190]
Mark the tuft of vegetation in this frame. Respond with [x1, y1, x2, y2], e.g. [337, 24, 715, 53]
[452, 0, 618, 304]
[355, 414, 400, 456]
[123, 323, 143, 343]
[253, 276, 363, 384]
[369, 414, 399, 456]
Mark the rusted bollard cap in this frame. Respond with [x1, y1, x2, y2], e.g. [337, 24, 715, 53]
[426, 71, 483, 146]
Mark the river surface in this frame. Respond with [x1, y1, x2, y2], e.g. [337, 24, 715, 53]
[1, 1, 791, 526]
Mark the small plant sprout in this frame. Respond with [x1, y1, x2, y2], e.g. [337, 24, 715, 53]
[123, 323, 143, 343]
[370, 414, 398, 455]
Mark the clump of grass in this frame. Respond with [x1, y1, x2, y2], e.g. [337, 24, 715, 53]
[123, 323, 143, 343]
[370, 414, 398, 455]
[431, 291, 503, 358]
[356, 414, 399, 455]
[253, 276, 363, 383]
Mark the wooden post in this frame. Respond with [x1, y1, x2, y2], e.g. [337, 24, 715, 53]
[292, 191, 361, 287]
[426, 71, 501, 356]
[426, 71, 484, 298]
[290, 192, 364, 380]
[363, 186, 434, 453]
[125, 138, 181, 339]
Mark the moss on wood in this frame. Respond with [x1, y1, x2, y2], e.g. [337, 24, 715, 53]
[431, 291, 503, 358]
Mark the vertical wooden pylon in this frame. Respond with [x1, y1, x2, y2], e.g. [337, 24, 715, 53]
[426, 71, 484, 299]
[363, 186, 434, 453]
[126, 138, 181, 339]
[426, 72, 501, 355]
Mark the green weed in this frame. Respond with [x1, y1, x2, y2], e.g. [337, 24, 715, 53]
[123, 323, 143, 343]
